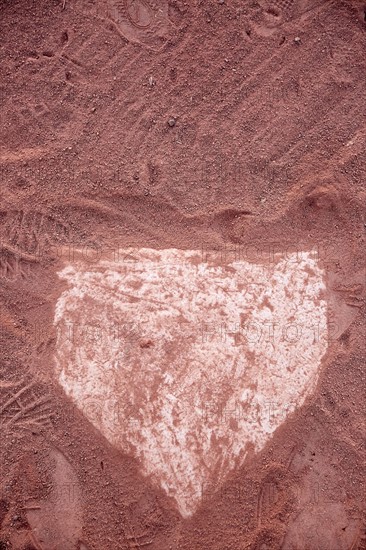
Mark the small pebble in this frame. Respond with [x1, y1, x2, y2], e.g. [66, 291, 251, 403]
[168, 117, 176, 127]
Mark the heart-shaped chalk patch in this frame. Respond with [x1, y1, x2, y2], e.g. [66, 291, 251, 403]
[54, 248, 328, 517]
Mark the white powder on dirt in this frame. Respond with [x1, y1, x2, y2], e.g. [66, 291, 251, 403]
[54, 248, 328, 517]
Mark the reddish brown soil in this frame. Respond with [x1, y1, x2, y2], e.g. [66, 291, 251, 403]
[0, 0, 365, 549]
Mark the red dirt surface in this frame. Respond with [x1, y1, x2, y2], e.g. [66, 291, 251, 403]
[0, 0, 365, 549]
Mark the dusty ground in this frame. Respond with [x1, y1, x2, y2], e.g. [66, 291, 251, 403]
[0, 0, 365, 548]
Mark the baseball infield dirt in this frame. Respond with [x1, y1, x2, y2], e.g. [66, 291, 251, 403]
[0, 0, 365, 549]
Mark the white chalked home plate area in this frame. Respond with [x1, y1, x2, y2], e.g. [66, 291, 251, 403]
[53, 247, 329, 518]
